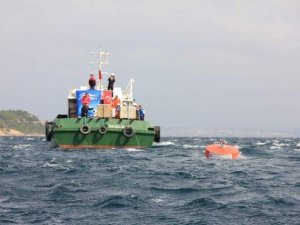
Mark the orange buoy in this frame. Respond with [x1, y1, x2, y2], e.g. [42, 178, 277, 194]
[205, 143, 240, 160]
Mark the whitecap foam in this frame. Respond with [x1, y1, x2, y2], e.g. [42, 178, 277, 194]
[26, 137, 35, 141]
[152, 197, 164, 203]
[238, 144, 250, 148]
[183, 144, 203, 149]
[193, 138, 203, 141]
[273, 143, 290, 147]
[153, 141, 175, 146]
[255, 141, 266, 145]
[126, 148, 143, 152]
[237, 153, 246, 160]
[13, 144, 32, 149]
[42, 162, 60, 168]
[270, 146, 281, 150]
[183, 144, 192, 149]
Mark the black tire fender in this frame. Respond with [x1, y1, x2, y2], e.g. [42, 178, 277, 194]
[98, 126, 108, 134]
[123, 127, 135, 138]
[80, 125, 91, 134]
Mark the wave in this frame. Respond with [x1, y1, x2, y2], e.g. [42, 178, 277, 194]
[255, 141, 267, 145]
[270, 146, 282, 150]
[13, 144, 32, 149]
[42, 162, 61, 168]
[273, 142, 290, 147]
[152, 141, 176, 146]
[93, 194, 144, 209]
[126, 148, 144, 152]
[1, 136, 300, 225]
[150, 186, 200, 194]
[186, 197, 224, 209]
[183, 144, 205, 149]
[26, 137, 36, 141]
[151, 197, 165, 203]
[46, 185, 76, 202]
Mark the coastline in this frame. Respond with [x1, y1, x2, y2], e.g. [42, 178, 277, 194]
[1, 127, 299, 138]
[0, 128, 43, 137]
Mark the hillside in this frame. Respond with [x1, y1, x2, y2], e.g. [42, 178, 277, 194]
[0, 110, 44, 136]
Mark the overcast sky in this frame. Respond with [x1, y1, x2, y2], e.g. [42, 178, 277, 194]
[0, 0, 299, 132]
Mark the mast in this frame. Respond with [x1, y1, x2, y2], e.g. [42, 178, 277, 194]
[90, 47, 109, 90]
[123, 78, 135, 105]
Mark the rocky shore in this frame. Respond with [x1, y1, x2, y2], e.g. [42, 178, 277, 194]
[0, 128, 43, 137]
[0, 128, 24, 136]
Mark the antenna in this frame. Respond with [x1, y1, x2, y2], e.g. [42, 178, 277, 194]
[90, 46, 110, 90]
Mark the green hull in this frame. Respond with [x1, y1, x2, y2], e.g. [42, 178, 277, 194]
[46, 117, 160, 149]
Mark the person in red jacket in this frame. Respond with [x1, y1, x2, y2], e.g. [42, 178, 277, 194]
[81, 92, 91, 106]
[111, 95, 121, 118]
[111, 95, 120, 108]
[81, 93, 93, 117]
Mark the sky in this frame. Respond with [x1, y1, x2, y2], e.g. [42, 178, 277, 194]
[0, 0, 300, 134]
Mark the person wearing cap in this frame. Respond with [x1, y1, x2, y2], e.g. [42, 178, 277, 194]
[138, 105, 145, 121]
[89, 74, 96, 90]
[107, 74, 115, 91]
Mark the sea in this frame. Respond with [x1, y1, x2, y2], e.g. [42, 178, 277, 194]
[0, 136, 299, 225]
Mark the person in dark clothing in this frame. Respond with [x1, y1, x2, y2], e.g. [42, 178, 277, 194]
[81, 105, 94, 117]
[89, 74, 96, 89]
[107, 74, 115, 91]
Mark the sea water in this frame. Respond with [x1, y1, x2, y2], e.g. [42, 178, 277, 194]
[0, 136, 299, 224]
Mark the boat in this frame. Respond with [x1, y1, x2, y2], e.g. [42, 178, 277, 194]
[45, 48, 160, 149]
[205, 140, 240, 159]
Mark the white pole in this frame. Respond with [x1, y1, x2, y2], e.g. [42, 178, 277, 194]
[98, 46, 102, 90]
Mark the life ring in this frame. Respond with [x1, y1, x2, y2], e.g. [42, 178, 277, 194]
[123, 127, 135, 138]
[80, 125, 91, 134]
[98, 126, 108, 134]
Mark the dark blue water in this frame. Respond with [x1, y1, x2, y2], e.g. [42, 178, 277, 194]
[0, 136, 299, 225]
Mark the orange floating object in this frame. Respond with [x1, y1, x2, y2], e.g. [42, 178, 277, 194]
[205, 144, 240, 160]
